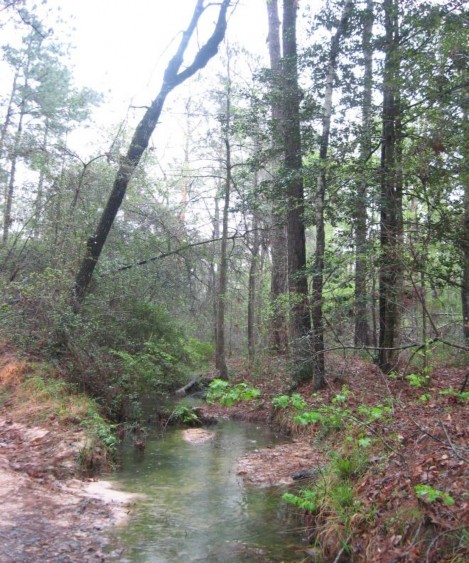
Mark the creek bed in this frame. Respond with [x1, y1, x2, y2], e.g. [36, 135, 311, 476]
[110, 420, 307, 562]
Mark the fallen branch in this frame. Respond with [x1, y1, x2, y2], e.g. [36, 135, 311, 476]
[115, 228, 265, 272]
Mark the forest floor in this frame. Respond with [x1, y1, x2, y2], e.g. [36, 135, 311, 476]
[199, 355, 469, 562]
[0, 345, 467, 562]
[0, 351, 138, 563]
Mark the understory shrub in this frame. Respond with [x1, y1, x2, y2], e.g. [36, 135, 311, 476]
[0, 271, 211, 421]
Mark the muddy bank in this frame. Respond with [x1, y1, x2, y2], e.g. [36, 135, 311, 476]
[236, 439, 326, 487]
[0, 418, 138, 562]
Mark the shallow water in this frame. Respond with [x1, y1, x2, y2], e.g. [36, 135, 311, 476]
[112, 420, 307, 562]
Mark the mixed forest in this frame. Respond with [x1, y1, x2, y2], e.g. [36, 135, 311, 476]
[0, 0, 467, 561]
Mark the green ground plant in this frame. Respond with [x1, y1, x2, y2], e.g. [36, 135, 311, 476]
[272, 393, 306, 410]
[440, 388, 469, 402]
[207, 379, 261, 406]
[414, 484, 455, 506]
[172, 404, 200, 425]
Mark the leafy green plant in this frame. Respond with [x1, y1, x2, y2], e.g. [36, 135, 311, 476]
[406, 373, 430, 388]
[283, 489, 319, 513]
[272, 392, 306, 410]
[440, 388, 469, 402]
[357, 403, 393, 423]
[272, 394, 290, 409]
[357, 437, 372, 448]
[332, 385, 351, 404]
[418, 393, 432, 402]
[414, 484, 454, 506]
[294, 404, 350, 431]
[207, 379, 260, 406]
[173, 404, 200, 424]
[294, 409, 324, 425]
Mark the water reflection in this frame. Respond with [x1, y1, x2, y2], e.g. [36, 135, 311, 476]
[113, 421, 305, 562]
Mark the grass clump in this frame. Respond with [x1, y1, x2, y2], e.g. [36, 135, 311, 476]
[1, 359, 117, 474]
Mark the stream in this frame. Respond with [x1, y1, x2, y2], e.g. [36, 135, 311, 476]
[110, 420, 307, 562]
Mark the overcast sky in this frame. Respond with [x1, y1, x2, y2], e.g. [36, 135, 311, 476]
[24, 1, 269, 157]
[54, 2, 268, 113]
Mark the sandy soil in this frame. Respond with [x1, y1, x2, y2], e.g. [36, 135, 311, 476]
[0, 417, 139, 562]
[236, 439, 326, 487]
[182, 427, 215, 444]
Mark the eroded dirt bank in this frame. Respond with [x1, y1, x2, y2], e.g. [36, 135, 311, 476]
[0, 351, 139, 563]
[0, 417, 138, 562]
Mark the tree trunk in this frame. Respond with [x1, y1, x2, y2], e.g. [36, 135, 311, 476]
[2, 35, 35, 246]
[74, 0, 230, 307]
[2, 100, 25, 245]
[266, 0, 288, 354]
[211, 196, 220, 345]
[312, 0, 353, 390]
[462, 110, 469, 340]
[378, 0, 404, 372]
[215, 58, 232, 380]
[354, 0, 374, 347]
[248, 207, 260, 365]
[0, 66, 19, 161]
[215, 163, 230, 380]
[282, 0, 312, 383]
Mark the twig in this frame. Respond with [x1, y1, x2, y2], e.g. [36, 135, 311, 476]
[333, 534, 352, 563]
[115, 228, 265, 272]
[425, 528, 465, 563]
[439, 419, 469, 463]
[408, 417, 468, 463]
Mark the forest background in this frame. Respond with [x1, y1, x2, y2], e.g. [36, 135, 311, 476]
[0, 0, 467, 417]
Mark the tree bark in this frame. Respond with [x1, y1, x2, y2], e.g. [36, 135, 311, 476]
[2, 96, 26, 245]
[2, 35, 35, 245]
[266, 0, 288, 354]
[312, 0, 353, 389]
[74, 0, 230, 307]
[378, 0, 404, 372]
[248, 206, 260, 365]
[354, 0, 374, 347]
[215, 55, 232, 380]
[461, 109, 469, 340]
[0, 65, 19, 162]
[215, 151, 230, 380]
[282, 0, 312, 383]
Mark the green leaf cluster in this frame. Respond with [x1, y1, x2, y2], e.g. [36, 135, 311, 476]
[207, 379, 261, 406]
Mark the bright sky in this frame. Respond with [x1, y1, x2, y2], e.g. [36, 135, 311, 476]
[51, 1, 269, 133]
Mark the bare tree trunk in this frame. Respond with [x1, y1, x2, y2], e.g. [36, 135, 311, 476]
[32, 121, 49, 239]
[74, 0, 230, 307]
[248, 207, 260, 365]
[282, 0, 312, 384]
[266, 0, 288, 354]
[462, 110, 469, 340]
[2, 102, 25, 245]
[211, 196, 220, 345]
[378, 0, 404, 372]
[312, 0, 353, 390]
[2, 33, 37, 246]
[354, 0, 374, 347]
[0, 66, 19, 160]
[215, 158, 230, 380]
[215, 57, 232, 380]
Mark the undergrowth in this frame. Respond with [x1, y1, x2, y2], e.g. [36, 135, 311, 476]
[0, 359, 117, 474]
[273, 380, 467, 562]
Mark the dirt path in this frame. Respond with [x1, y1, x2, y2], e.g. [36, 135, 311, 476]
[0, 418, 137, 562]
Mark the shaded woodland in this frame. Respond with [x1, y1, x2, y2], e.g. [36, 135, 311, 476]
[0, 1, 468, 561]
[1, 0, 466, 400]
